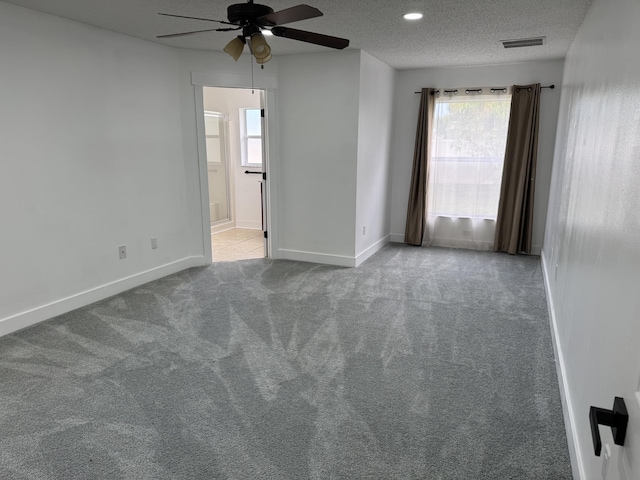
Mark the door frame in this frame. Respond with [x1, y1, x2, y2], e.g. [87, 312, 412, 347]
[191, 72, 278, 264]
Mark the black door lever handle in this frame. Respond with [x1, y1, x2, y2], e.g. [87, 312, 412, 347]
[589, 397, 628, 456]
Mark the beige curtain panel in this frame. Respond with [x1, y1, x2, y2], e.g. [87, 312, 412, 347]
[404, 88, 436, 246]
[494, 83, 541, 254]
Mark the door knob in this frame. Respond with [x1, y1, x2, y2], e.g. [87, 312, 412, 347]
[589, 397, 628, 456]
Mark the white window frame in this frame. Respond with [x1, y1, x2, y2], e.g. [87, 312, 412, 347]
[240, 107, 262, 168]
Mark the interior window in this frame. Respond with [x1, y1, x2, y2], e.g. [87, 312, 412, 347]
[425, 89, 512, 250]
[428, 92, 511, 220]
[240, 108, 262, 167]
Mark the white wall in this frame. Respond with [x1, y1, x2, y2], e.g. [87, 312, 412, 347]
[542, 0, 640, 478]
[389, 60, 564, 253]
[0, 2, 202, 335]
[355, 51, 396, 264]
[203, 87, 262, 230]
[276, 50, 361, 265]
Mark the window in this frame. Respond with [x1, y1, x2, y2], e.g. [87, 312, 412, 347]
[429, 92, 511, 219]
[240, 108, 263, 167]
[426, 89, 511, 249]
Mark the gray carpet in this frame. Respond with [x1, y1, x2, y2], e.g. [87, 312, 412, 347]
[0, 244, 572, 479]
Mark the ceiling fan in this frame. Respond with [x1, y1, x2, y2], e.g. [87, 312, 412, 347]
[157, 1, 350, 65]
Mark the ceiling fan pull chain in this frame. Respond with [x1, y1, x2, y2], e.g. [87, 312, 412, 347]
[250, 50, 255, 94]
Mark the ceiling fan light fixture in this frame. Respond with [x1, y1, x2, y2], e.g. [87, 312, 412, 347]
[223, 36, 245, 61]
[256, 53, 272, 64]
[403, 12, 423, 20]
[250, 32, 271, 59]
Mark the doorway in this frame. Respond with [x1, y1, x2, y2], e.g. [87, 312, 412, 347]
[202, 86, 267, 262]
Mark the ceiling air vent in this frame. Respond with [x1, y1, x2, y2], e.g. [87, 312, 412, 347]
[501, 37, 546, 49]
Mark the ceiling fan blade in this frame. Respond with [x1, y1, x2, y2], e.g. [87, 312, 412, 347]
[257, 5, 323, 26]
[157, 27, 239, 39]
[158, 13, 234, 26]
[271, 27, 349, 49]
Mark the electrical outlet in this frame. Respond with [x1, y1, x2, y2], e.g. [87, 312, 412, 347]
[118, 245, 127, 260]
[151, 237, 158, 249]
[362, 226, 366, 236]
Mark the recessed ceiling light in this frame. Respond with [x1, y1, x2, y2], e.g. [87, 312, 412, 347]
[403, 12, 423, 20]
[261, 29, 273, 36]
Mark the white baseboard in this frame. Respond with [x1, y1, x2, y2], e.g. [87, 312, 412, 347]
[541, 251, 584, 480]
[211, 221, 235, 234]
[278, 236, 390, 268]
[0, 256, 207, 339]
[278, 249, 355, 267]
[531, 244, 542, 256]
[235, 220, 262, 230]
[355, 235, 390, 267]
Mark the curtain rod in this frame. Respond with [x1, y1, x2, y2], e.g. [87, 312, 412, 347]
[413, 85, 555, 94]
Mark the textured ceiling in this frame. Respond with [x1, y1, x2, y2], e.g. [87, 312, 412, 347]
[3, 0, 592, 69]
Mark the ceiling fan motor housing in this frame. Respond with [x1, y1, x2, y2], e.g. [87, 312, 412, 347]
[227, 3, 274, 25]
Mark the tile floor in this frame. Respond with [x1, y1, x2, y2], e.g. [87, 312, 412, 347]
[211, 228, 264, 262]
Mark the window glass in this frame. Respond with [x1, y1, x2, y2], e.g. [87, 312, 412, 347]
[247, 138, 262, 165]
[245, 109, 262, 136]
[241, 108, 263, 167]
[428, 95, 511, 219]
